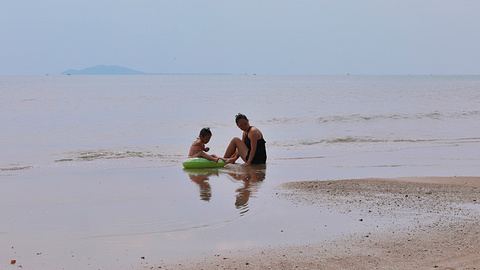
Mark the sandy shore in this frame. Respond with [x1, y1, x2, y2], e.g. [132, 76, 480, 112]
[157, 177, 480, 270]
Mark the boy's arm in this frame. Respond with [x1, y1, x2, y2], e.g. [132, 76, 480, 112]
[193, 141, 208, 152]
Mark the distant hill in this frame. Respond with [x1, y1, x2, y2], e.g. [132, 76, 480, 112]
[61, 65, 232, 75]
[61, 65, 147, 75]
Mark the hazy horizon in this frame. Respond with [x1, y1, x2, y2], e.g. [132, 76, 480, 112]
[2, 1, 480, 76]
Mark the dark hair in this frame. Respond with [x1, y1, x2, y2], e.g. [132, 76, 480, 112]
[235, 113, 248, 124]
[199, 127, 212, 137]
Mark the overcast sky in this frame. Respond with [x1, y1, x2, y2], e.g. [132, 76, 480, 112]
[1, 0, 479, 75]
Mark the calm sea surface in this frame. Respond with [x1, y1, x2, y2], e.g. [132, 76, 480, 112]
[2, 75, 480, 168]
[1, 75, 479, 269]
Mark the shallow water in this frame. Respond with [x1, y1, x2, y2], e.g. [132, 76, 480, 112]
[1, 75, 480, 268]
[0, 161, 386, 269]
[2, 143, 478, 269]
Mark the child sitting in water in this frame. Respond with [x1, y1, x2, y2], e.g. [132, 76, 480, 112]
[188, 127, 227, 163]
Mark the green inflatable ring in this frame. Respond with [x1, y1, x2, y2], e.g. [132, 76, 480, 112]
[182, 158, 226, 169]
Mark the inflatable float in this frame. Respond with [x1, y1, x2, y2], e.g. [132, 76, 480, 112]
[182, 157, 226, 169]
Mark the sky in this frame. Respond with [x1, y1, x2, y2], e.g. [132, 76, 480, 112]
[1, 0, 480, 75]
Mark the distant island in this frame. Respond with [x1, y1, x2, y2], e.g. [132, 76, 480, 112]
[61, 65, 147, 75]
[60, 65, 230, 75]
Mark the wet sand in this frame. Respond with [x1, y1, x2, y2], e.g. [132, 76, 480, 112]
[157, 177, 480, 269]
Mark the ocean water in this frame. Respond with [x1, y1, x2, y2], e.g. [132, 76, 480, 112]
[2, 75, 479, 170]
[1, 75, 480, 269]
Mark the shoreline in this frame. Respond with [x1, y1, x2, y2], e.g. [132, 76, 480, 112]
[157, 176, 480, 269]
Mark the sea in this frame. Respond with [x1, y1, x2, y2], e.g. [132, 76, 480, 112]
[1, 75, 479, 269]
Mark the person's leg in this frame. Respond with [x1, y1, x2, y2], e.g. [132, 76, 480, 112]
[194, 151, 217, 162]
[211, 154, 227, 162]
[224, 137, 249, 162]
[223, 137, 241, 158]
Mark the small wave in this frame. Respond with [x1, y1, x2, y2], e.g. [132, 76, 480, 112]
[458, 110, 480, 118]
[55, 150, 181, 162]
[300, 137, 433, 145]
[1, 166, 33, 171]
[76, 150, 157, 160]
[317, 114, 407, 123]
[317, 110, 480, 124]
[262, 117, 306, 125]
[299, 137, 480, 146]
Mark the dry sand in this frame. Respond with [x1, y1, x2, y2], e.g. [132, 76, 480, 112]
[155, 177, 480, 270]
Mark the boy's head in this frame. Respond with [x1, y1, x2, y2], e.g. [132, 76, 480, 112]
[199, 127, 212, 143]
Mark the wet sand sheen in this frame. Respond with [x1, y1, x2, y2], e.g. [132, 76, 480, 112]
[158, 176, 480, 269]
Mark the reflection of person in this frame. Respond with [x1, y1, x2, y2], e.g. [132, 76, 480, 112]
[189, 127, 226, 163]
[186, 170, 218, 202]
[224, 114, 267, 166]
[185, 165, 266, 215]
[225, 165, 266, 211]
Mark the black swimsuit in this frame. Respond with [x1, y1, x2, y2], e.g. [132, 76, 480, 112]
[245, 127, 267, 164]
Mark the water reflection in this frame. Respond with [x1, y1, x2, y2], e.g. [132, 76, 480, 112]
[184, 168, 220, 202]
[184, 165, 266, 215]
[225, 165, 266, 215]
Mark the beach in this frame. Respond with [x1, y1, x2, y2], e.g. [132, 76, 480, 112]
[158, 177, 480, 269]
[1, 75, 480, 269]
